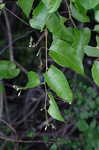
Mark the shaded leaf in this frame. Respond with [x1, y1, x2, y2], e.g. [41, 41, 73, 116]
[92, 61, 99, 86]
[0, 60, 20, 79]
[49, 144, 57, 150]
[48, 92, 65, 122]
[84, 46, 99, 57]
[44, 65, 73, 102]
[0, 81, 5, 93]
[42, 0, 62, 13]
[18, 0, 34, 17]
[30, 2, 49, 30]
[77, 119, 89, 132]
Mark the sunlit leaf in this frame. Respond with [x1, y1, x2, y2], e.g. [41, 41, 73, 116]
[42, 0, 62, 13]
[46, 13, 73, 42]
[94, 25, 99, 33]
[84, 46, 99, 57]
[0, 60, 20, 79]
[48, 92, 65, 122]
[44, 65, 73, 102]
[18, 0, 34, 17]
[79, 0, 99, 9]
[71, 3, 89, 22]
[0, 3, 5, 9]
[95, 10, 99, 22]
[25, 71, 40, 89]
[30, 2, 49, 30]
[49, 38, 84, 75]
[72, 28, 90, 59]
[96, 36, 99, 47]
[92, 61, 99, 86]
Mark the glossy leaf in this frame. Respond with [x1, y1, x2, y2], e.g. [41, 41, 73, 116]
[44, 65, 73, 102]
[49, 38, 84, 74]
[42, 0, 62, 13]
[84, 46, 99, 57]
[30, 2, 49, 30]
[46, 13, 73, 42]
[25, 71, 40, 89]
[18, 0, 34, 17]
[92, 61, 99, 86]
[79, 0, 99, 9]
[48, 93, 65, 122]
[0, 60, 20, 79]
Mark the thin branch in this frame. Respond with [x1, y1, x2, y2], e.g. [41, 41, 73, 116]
[44, 29, 48, 129]
[5, 7, 30, 27]
[64, 0, 76, 28]
[0, 30, 34, 55]
[3, 9, 14, 61]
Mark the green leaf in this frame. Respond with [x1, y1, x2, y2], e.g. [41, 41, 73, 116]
[84, 46, 99, 57]
[42, 0, 62, 13]
[48, 93, 65, 122]
[95, 10, 99, 22]
[0, 60, 20, 79]
[71, 2, 89, 22]
[44, 65, 73, 102]
[49, 28, 90, 74]
[18, 0, 34, 17]
[46, 13, 73, 42]
[77, 119, 89, 132]
[94, 25, 99, 33]
[49, 38, 84, 74]
[0, 3, 5, 9]
[30, 2, 49, 30]
[25, 71, 40, 89]
[96, 36, 99, 47]
[72, 28, 90, 59]
[49, 144, 57, 150]
[0, 81, 5, 93]
[90, 120, 96, 129]
[79, 0, 99, 9]
[92, 61, 99, 86]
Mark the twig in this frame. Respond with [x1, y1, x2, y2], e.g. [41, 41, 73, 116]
[0, 30, 34, 55]
[5, 7, 30, 27]
[0, 135, 55, 144]
[0, 80, 4, 119]
[3, 9, 14, 61]
[14, 60, 27, 74]
[64, 0, 76, 28]
[44, 29, 48, 128]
